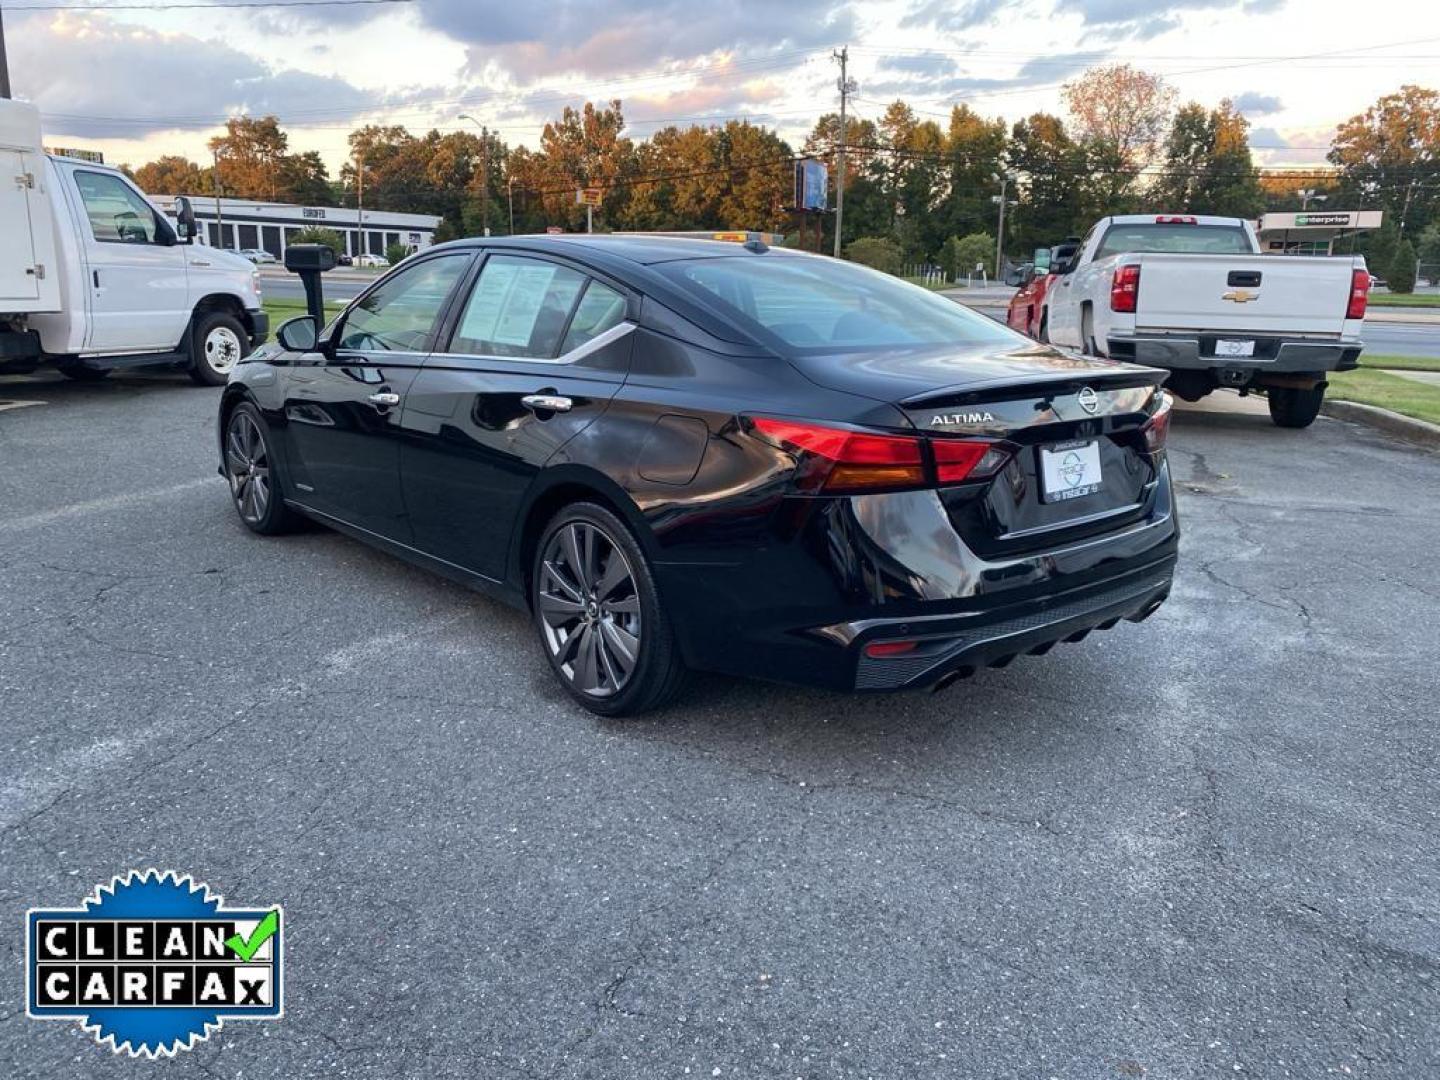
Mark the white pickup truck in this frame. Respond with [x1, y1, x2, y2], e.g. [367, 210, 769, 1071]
[1041, 213, 1368, 428]
[1, 98, 267, 384]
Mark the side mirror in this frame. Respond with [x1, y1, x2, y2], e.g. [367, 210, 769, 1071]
[173, 196, 197, 244]
[276, 315, 319, 352]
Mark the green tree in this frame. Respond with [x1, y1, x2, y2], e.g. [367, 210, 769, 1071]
[1007, 112, 1086, 255]
[1151, 100, 1263, 217]
[845, 236, 903, 275]
[290, 226, 343, 255]
[1389, 238, 1418, 293]
[939, 233, 994, 281]
[385, 241, 410, 266]
[940, 105, 1008, 244]
[1419, 223, 1440, 284]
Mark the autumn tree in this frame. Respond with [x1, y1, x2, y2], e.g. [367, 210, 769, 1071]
[133, 155, 208, 196]
[208, 116, 330, 204]
[1062, 64, 1177, 207]
[805, 112, 886, 249]
[939, 104, 1007, 247]
[1329, 85, 1440, 236]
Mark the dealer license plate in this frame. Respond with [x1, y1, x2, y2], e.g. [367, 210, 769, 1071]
[1040, 440, 1103, 503]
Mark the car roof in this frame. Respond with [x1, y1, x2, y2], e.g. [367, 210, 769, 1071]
[427, 233, 800, 267]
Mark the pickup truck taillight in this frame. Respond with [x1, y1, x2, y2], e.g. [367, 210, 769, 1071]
[1346, 268, 1369, 320]
[1110, 265, 1141, 313]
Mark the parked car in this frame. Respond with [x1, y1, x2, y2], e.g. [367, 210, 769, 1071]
[239, 248, 278, 265]
[0, 99, 267, 384]
[1003, 262, 1033, 287]
[219, 235, 1178, 715]
[1006, 240, 1079, 339]
[1042, 213, 1368, 428]
[336, 253, 353, 267]
[353, 254, 390, 268]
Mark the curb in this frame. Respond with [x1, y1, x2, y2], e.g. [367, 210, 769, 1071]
[1321, 399, 1440, 450]
[1364, 310, 1440, 325]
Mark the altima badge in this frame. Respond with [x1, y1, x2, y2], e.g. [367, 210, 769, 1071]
[1077, 386, 1100, 415]
[930, 411, 995, 426]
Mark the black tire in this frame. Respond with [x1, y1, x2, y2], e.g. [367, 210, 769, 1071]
[532, 501, 689, 717]
[1267, 385, 1325, 429]
[223, 402, 299, 534]
[189, 310, 250, 386]
[56, 363, 111, 382]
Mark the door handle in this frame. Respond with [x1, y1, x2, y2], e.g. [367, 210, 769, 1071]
[190, 259, 212, 267]
[521, 394, 573, 413]
[367, 391, 401, 407]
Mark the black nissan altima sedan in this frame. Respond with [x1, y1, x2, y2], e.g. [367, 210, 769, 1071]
[218, 235, 1178, 715]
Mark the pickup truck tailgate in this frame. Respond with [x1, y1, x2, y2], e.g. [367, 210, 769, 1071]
[1133, 254, 1355, 336]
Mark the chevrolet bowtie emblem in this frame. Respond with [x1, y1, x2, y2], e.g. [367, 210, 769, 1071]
[1222, 289, 1259, 303]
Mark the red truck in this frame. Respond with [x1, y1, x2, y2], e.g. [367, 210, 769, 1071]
[1006, 240, 1079, 341]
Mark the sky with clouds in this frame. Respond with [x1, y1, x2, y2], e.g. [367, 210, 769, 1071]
[7, 0, 1439, 173]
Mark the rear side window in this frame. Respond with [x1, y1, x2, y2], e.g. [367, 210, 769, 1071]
[74, 171, 161, 244]
[655, 256, 1016, 352]
[1095, 224, 1251, 257]
[338, 254, 469, 352]
[450, 256, 587, 358]
[560, 281, 627, 353]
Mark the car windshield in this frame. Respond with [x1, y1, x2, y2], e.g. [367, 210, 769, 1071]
[654, 255, 1019, 352]
[1096, 223, 1252, 256]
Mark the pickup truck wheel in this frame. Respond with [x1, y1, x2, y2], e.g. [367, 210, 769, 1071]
[190, 312, 249, 387]
[1267, 385, 1325, 429]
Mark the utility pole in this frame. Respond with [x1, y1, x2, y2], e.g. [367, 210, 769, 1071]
[356, 156, 365, 258]
[481, 125, 490, 236]
[832, 46, 856, 259]
[507, 177, 515, 235]
[0, 2, 12, 99]
[212, 148, 225, 249]
[993, 172, 1015, 280]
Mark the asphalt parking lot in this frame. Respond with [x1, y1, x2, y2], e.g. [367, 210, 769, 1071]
[2, 372, 1437, 1079]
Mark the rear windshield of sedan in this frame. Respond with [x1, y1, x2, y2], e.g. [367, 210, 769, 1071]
[1095, 223, 1252, 257]
[654, 256, 1019, 351]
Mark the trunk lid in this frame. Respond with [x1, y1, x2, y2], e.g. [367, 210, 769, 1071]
[1131, 253, 1355, 336]
[790, 342, 1169, 555]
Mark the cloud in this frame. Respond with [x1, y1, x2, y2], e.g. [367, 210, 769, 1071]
[1232, 91, 1283, 116]
[878, 54, 961, 78]
[899, 0, 1006, 32]
[11, 14, 393, 139]
[864, 52, 1107, 99]
[1055, 0, 1286, 40]
[420, 0, 855, 83]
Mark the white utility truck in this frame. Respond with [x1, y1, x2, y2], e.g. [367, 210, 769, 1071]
[1041, 213, 1369, 428]
[1, 98, 267, 384]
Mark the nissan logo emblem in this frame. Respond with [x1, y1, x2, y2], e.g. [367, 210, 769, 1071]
[1077, 386, 1100, 415]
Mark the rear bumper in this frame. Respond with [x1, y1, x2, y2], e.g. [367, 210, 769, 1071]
[655, 462, 1179, 693]
[1108, 333, 1361, 373]
[846, 559, 1173, 690]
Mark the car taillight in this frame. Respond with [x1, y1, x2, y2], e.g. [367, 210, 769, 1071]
[1347, 268, 1369, 320]
[1154, 215, 1196, 224]
[931, 439, 1010, 484]
[750, 418, 925, 493]
[1142, 393, 1172, 454]
[1111, 265, 1140, 313]
[750, 419, 1010, 493]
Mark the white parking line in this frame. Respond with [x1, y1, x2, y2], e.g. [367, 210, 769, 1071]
[0, 477, 215, 533]
[0, 399, 46, 413]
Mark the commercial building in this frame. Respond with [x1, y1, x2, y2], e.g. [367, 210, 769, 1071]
[1255, 210, 1383, 255]
[154, 195, 442, 259]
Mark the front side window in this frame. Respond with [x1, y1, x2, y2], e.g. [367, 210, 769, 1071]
[74, 171, 161, 244]
[338, 255, 469, 353]
[1095, 223, 1252, 257]
[449, 256, 586, 359]
[655, 256, 1018, 352]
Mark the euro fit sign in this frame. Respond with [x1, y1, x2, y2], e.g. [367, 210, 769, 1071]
[794, 159, 829, 212]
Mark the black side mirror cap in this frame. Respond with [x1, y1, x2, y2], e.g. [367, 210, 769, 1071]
[276, 315, 319, 352]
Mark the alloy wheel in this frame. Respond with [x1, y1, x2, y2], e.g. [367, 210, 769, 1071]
[226, 412, 271, 524]
[205, 325, 243, 375]
[537, 521, 642, 698]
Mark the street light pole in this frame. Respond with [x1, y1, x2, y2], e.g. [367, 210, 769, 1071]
[993, 172, 1016, 280]
[507, 177, 515, 235]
